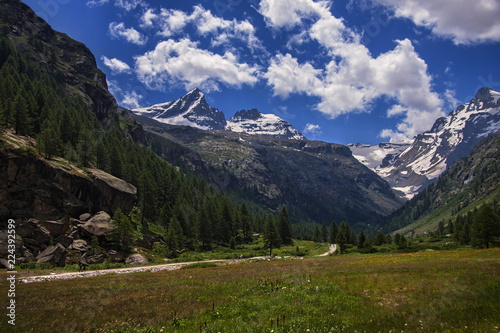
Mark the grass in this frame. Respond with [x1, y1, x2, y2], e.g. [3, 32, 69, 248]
[2, 248, 499, 332]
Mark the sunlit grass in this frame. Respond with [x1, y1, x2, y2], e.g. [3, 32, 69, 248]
[3, 248, 499, 332]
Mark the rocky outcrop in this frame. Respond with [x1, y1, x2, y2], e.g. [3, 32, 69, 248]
[80, 211, 114, 238]
[0, 0, 117, 121]
[126, 254, 149, 266]
[36, 244, 66, 267]
[0, 136, 137, 223]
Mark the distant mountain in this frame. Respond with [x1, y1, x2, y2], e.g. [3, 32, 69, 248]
[128, 112, 404, 228]
[132, 90, 305, 140]
[351, 88, 500, 200]
[132, 88, 227, 130]
[227, 109, 305, 140]
[347, 142, 411, 170]
[386, 129, 500, 236]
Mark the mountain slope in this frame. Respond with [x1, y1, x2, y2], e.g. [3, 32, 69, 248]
[347, 142, 411, 170]
[226, 109, 305, 140]
[129, 112, 404, 228]
[353, 88, 500, 200]
[385, 130, 500, 236]
[132, 90, 305, 140]
[132, 88, 227, 130]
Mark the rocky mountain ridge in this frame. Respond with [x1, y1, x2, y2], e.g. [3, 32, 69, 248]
[129, 112, 403, 227]
[132, 89, 305, 140]
[350, 88, 500, 200]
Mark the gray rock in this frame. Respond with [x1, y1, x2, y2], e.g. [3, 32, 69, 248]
[87, 254, 106, 264]
[40, 218, 69, 237]
[70, 239, 88, 252]
[125, 254, 148, 266]
[108, 250, 125, 263]
[79, 213, 91, 221]
[36, 244, 66, 267]
[80, 211, 114, 237]
[55, 235, 74, 248]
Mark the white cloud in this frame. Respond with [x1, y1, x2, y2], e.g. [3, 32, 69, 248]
[303, 123, 322, 136]
[87, 0, 143, 10]
[372, 0, 500, 44]
[115, 0, 144, 11]
[148, 5, 264, 52]
[101, 56, 131, 74]
[86, 0, 109, 8]
[135, 38, 260, 92]
[260, 0, 445, 142]
[121, 91, 143, 109]
[109, 22, 148, 45]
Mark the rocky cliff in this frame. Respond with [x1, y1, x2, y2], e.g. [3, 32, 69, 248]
[0, 0, 117, 121]
[0, 131, 137, 225]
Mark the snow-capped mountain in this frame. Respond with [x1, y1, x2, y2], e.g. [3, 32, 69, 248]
[372, 87, 500, 200]
[226, 109, 305, 140]
[131, 88, 227, 130]
[131, 89, 305, 140]
[347, 142, 411, 170]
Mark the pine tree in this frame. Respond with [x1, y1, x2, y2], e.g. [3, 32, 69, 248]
[321, 223, 328, 243]
[239, 203, 253, 243]
[264, 216, 281, 256]
[13, 94, 31, 135]
[373, 230, 386, 246]
[329, 221, 338, 244]
[336, 221, 351, 253]
[277, 206, 293, 245]
[358, 231, 367, 248]
[471, 204, 500, 249]
[109, 209, 135, 255]
[166, 216, 184, 255]
[197, 208, 212, 250]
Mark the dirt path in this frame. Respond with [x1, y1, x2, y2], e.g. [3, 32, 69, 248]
[18, 257, 268, 284]
[19, 245, 338, 283]
[317, 244, 337, 257]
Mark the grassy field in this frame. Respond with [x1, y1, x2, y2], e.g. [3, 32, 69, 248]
[2, 248, 499, 333]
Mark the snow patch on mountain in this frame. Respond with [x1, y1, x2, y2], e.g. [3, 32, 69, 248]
[226, 109, 305, 140]
[347, 143, 411, 170]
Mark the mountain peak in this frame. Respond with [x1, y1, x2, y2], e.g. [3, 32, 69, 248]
[473, 87, 500, 106]
[186, 87, 204, 98]
[227, 109, 305, 140]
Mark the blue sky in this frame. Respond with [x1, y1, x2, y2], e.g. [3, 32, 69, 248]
[24, 0, 500, 144]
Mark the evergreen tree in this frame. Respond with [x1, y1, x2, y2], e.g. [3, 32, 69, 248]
[471, 204, 500, 249]
[277, 206, 293, 245]
[313, 225, 320, 243]
[358, 231, 367, 248]
[373, 230, 387, 246]
[13, 94, 31, 135]
[197, 208, 212, 250]
[108, 209, 135, 255]
[321, 223, 328, 243]
[336, 221, 351, 253]
[239, 203, 252, 243]
[263, 216, 281, 256]
[166, 216, 184, 255]
[329, 221, 338, 244]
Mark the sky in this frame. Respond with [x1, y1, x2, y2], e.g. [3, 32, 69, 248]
[24, 0, 500, 144]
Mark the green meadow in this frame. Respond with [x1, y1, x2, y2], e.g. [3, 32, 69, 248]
[2, 248, 499, 333]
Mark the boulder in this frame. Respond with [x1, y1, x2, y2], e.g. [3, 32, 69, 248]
[40, 218, 69, 237]
[125, 254, 148, 266]
[108, 250, 125, 263]
[80, 211, 114, 237]
[69, 239, 88, 252]
[79, 213, 91, 221]
[90, 169, 137, 215]
[36, 244, 66, 267]
[55, 235, 74, 248]
[86, 254, 106, 264]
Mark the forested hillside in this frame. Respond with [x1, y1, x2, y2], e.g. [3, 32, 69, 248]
[385, 130, 500, 238]
[0, 0, 291, 256]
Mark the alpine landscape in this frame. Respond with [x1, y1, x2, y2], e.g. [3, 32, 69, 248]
[0, 0, 499, 332]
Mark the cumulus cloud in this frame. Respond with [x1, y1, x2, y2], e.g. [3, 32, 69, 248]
[87, 0, 144, 10]
[101, 56, 131, 74]
[121, 91, 143, 109]
[260, 0, 445, 141]
[135, 38, 260, 92]
[372, 0, 500, 44]
[303, 123, 322, 137]
[109, 22, 148, 45]
[86, 0, 109, 8]
[143, 5, 264, 52]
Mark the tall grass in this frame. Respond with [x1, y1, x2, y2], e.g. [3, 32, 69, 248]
[3, 248, 499, 332]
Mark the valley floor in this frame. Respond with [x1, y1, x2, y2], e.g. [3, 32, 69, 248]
[2, 248, 499, 333]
